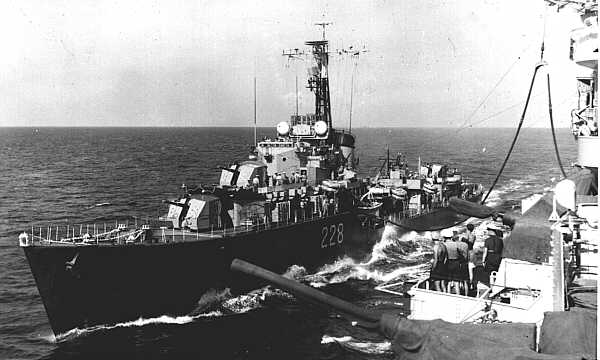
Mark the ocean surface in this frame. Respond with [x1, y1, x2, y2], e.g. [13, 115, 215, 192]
[0, 127, 577, 359]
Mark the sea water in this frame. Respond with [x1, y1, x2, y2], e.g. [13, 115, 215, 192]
[0, 127, 576, 359]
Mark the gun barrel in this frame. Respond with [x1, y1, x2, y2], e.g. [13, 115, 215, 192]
[230, 259, 380, 323]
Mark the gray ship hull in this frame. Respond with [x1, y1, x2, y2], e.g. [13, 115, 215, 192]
[24, 212, 376, 336]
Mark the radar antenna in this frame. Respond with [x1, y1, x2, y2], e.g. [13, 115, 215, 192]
[314, 22, 332, 40]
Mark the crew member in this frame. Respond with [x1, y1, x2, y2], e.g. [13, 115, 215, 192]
[430, 231, 447, 292]
[483, 223, 504, 277]
[291, 192, 301, 221]
[470, 243, 488, 288]
[442, 228, 461, 295]
[465, 223, 476, 250]
[456, 233, 470, 295]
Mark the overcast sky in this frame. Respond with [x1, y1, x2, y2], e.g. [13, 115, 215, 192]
[1, 0, 582, 128]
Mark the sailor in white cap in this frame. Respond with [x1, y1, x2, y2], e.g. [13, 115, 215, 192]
[430, 231, 447, 292]
[441, 229, 459, 294]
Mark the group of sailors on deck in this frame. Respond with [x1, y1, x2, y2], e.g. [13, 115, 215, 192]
[430, 223, 504, 296]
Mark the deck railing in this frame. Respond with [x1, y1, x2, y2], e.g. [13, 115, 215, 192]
[19, 207, 344, 247]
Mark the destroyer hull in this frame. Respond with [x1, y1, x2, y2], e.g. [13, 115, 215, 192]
[24, 212, 369, 335]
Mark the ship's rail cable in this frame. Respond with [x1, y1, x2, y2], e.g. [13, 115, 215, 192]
[546, 73, 568, 178]
[481, 62, 546, 204]
[455, 42, 535, 131]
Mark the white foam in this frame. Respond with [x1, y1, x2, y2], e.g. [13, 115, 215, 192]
[321, 335, 392, 354]
[54, 311, 223, 342]
[362, 226, 416, 265]
[321, 335, 353, 344]
[196, 288, 232, 310]
[302, 226, 436, 287]
[484, 177, 541, 207]
[283, 264, 308, 280]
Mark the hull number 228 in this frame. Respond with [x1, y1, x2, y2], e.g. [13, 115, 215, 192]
[321, 223, 344, 248]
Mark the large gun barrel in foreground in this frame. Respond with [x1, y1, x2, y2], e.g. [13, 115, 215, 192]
[230, 258, 587, 360]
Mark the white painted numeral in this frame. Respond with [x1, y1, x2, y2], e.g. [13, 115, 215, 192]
[321, 223, 344, 248]
[320, 226, 328, 248]
[329, 224, 337, 247]
[337, 223, 344, 244]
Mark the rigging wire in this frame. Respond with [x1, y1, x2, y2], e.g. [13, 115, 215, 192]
[455, 42, 535, 131]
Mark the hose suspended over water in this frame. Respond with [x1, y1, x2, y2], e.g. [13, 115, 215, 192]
[481, 62, 546, 204]
[547, 73, 568, 179]
[482, 2, 569, 204]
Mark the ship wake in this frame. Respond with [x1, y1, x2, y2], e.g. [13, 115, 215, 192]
[321, 335, 392, 355]
[52, 311, 223, 342]
[51, 285, 295, 342]
[303, 224, 433, 288]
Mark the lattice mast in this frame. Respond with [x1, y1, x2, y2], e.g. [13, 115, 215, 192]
[283, 22, 334, 136]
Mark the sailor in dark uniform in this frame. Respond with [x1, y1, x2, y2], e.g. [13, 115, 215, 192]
[429, 231, 447, 292]
[483, 223, 504, 275]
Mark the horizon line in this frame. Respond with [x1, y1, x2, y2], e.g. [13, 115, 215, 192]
[0, 125, 571, 129]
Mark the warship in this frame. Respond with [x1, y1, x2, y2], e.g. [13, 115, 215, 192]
[18, 28, 379, 336]
[360, 149, 484, 230]
[227, 2, 597, 358]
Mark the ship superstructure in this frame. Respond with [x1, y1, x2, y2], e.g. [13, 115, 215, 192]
[360, 150, 483, 228]
[404, 0, 598, 342]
